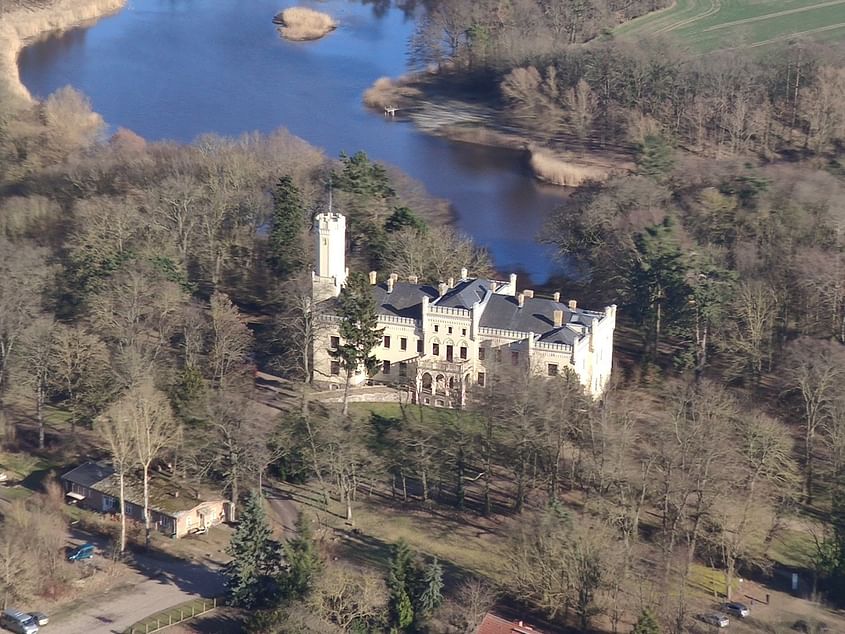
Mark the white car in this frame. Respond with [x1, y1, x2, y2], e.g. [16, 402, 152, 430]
[698, 612, 730, 628]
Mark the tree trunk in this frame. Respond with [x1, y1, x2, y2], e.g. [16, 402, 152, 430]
[36, 383, 45, 450]
[119, 470, 127, 553]
[143, 464, 151, 548]
[342, 369, 351, 417]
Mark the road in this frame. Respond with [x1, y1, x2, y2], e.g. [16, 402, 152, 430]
[51, 548, 224, 634]
[49, 491, 297, 634]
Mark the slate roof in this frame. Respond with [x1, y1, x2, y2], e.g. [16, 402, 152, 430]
[478, 294, 571, 334]
[61, 462, 114, 488]
[435, 278, 492, 309]
[371, 282, 438, 319]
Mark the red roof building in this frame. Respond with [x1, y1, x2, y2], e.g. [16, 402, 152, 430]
[475, 613, 549, 634]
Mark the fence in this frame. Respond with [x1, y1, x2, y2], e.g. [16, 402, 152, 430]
[122, 596, 221, 634]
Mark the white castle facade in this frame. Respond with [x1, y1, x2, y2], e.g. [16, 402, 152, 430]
[311, 212, 616, 407]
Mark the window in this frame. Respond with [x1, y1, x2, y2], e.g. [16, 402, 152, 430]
[400, 337, 407, 351]
[478, 347, 486, 361]
[495, 349, 502, 363]
[448, 326, 453, 334]
[446, 345, 454, 362]
[511, 351, 519, 365]
[330, 360, 340, 376]
[383, 360, 391, 374]
[462, 328, 467, 336]
[460, 346, 468, 360]
[548, 363, 559, 376]
[330, 336, 340, 349]
[383, 335, 391, 349]
[432, 343, 440, 356]
[478, 372, 486, 386]
[399, 362, 407, 377]
[417, 340, 423, 353]
[434, 325, 439, 333]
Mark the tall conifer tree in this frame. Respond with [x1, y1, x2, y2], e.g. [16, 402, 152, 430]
[268, 175, 304, 278]
[330, 271, 383, 416]
[224, 491, 281, 608]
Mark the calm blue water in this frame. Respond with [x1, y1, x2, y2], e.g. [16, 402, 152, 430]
[18, 0, 568, 284]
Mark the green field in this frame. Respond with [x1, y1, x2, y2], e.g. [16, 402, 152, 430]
[615, 0, 845, 52]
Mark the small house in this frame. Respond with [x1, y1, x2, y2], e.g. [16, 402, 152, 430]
[61, 462, 229, 538]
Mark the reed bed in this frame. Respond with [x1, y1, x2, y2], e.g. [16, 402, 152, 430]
[275, 7, 336, 41]
[529, 148, 609, 187]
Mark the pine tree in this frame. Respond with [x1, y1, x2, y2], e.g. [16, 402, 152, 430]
[415, 557, 444, 618]
[224, 491, 282, 608]
[636, 135, 674, 181]
[387, 539, 415, 631]
[632, 608, 660, 634]
[330, 271, 384, 416]
[268, 175, 305, 278]
[280, 513, 321, 599]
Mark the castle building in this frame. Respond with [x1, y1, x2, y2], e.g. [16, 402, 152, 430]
[311, 212, 616, 406]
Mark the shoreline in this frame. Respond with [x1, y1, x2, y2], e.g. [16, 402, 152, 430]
[1, 0, 127, 103]
[364, 73, 634, 187]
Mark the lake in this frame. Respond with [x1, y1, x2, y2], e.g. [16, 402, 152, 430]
[18, 0, 569, 285]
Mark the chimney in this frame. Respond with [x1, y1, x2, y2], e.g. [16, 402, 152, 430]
[517, 293, 525, 308]
[509, 273, 518, 295]
[553, 309, 563, 327]
[568, 299, 577, 310]
[438, 282, 448, 297]
[460, 267, 468, 280]
[523, 289, 534, 298]
[447, 276, 454, 289]
[553, 291, 560, 302]
[368, 271, 377, 285]
[408, 275, 418, 284]
[387, 278, 394, 293]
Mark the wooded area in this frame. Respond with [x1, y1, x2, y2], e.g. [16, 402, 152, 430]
[1, 0, 845, 632]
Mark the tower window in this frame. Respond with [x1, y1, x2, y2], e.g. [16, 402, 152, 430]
[330, 336, 340, 349]
[448, 326, 453, 334]
[477, 372, 485, 386]
[462, 328, 467, 336]
[434, 325, 439, 333]
[417, 340, 423, 353]
[330, 361, 340, 376]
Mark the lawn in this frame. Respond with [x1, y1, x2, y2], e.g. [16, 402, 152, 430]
[615, 0, 845, 52]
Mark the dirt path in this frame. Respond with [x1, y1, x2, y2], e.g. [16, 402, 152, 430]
[264, 482, 300, 540]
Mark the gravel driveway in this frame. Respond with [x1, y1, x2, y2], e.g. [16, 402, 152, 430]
[50, 549, 224, 634]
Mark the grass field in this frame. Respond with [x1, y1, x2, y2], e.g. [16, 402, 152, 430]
[615, 0, 845, 52]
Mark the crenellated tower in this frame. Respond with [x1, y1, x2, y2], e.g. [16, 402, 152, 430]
[312, 212, 348, 302]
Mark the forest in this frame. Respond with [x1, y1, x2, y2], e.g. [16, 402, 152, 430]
[0, 1, 844, 633]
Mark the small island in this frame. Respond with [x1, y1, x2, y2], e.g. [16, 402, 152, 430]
[274, 6, 336, 41]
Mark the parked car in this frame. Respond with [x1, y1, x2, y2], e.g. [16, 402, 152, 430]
[67, 543, 95, 562]
[0, 608, 39, 634]
[27, 613, 48, 627]
[723, 602, 749, 618]
[697, 612, 730, 628]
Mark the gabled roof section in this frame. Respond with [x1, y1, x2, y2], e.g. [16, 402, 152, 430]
[434, 278, 493, 309]
[61, 462, 114, 488]
[372, 282, 438, 319]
